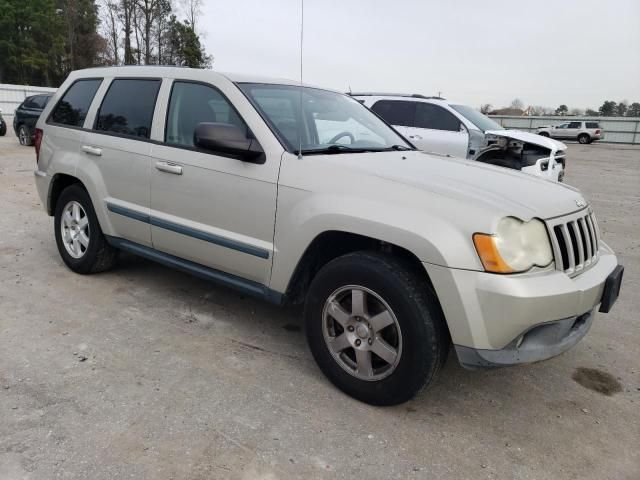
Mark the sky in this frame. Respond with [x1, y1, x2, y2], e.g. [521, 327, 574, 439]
[200, 0, 640, 111]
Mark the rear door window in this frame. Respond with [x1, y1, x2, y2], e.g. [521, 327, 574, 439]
[415, 103, 461, 131]
[95, 79, 161, 139]
[49, 79, 102, 127]
[568, 122, 582, 128]
[371, 100, 416, 127]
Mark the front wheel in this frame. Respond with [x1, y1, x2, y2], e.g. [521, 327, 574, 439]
[304, 252, 449, 406]
[18, 125, 32, 146]
[0, 123, 6, 136]
[538, 131, 550, 137]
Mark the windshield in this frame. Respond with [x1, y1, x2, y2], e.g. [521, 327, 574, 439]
[450, 104, 504, 132]
[238, 83, 413, 154]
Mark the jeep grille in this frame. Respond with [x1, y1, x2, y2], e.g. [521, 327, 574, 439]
[547, 209, 600, 276]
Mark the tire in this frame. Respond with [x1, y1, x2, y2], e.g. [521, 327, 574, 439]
[54, 184, 117, 274]
[578, 133, 590, 144]
[538, 132, 550, 137]
[304, 252, 449, 406]
[0, 123, 6, 136]
[18, 125, 33, 146]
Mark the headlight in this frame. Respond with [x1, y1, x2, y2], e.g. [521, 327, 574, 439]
[473, 217, 553, 273]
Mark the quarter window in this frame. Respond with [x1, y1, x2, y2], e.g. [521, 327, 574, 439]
[49, 79, 102, 127]
[165, 81, 247, 147]
[415, 103, 461, 132]
[586, 122, 599, 128]
[95, 79, 161, 138]
[371, 100, 416, 127]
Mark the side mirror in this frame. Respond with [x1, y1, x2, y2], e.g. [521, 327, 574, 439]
[194, 122, 265, 164]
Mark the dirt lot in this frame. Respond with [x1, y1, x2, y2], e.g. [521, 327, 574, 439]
[1, 130, 638, 479]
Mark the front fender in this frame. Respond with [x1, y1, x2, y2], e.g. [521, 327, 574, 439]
[268, 188, 483, 293]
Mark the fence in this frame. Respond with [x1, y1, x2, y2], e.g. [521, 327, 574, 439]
[0, 83, 58, 126]
[489, 115, 640, 145]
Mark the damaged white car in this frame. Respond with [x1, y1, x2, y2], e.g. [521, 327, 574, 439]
[353, 93, 567, 182]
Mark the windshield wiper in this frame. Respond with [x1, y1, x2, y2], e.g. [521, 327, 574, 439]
[297, 144, 414, 155]
[298, 145, 370, 155]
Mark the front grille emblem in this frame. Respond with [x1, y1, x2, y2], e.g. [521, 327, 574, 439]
[575, 199, 586, 208]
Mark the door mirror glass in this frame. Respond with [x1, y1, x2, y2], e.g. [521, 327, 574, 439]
[194, 122, 265, 163]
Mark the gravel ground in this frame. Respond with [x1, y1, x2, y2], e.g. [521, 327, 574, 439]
[1, 130, 638, 479]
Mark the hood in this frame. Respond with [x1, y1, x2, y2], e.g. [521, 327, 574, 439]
[319, 150, 586, 221]
[485, 129, 567, 151]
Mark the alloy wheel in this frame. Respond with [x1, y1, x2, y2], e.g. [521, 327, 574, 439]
[322, 285, 402, 381]
[60, 201, 90, 259]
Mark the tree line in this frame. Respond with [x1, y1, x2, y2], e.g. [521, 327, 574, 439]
[0, 0, 211, 88]
[481, 99, 640, 117]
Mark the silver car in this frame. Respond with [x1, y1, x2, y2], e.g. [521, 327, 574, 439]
[33, 67, 623, 405]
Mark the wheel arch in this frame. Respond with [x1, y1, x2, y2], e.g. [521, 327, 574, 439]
[48, 173, 84, 216]
[282, 230, 439, 306]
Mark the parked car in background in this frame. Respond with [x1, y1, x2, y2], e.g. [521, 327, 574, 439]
[0, 109, 7, 136]
[34, 67, 623, 405]
[13, 94, 52, 146]
[353, 93, 567, 182]
[537, 121, 602, 144]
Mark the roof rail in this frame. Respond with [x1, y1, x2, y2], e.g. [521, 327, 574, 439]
[348, 92, 445, 100]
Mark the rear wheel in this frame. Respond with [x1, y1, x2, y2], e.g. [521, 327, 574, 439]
[18, 125, 32, 146]
[304, 252, 449, 406]
[578, 133, 590, 144]
[54, 184, 117, 274]
[0, 123, 6, 136]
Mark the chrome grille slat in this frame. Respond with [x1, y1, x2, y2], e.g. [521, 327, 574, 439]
[579, 218, 592, 263]
[546, 208, 600, 277]
[560, 224, 575, 272]
[587, 213, 599, 260]
[570, 221, 585, 268]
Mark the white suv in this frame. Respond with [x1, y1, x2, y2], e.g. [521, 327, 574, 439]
[33, 67, 622, 405]
[537, 121, 603, 144]
[354, 93, 567, 182]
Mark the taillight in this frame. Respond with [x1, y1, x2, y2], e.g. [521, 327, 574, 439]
[595, 129, 601, 135]
[34, 128, 43, 163]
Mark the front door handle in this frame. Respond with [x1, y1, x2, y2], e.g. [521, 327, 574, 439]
[409, 134, 423, 140]
[155, 161, 183, 175]
[81, 145, 102, 156]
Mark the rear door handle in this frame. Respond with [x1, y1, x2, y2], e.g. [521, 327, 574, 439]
[155, 161, 183, 175]
[81, 145, 102, 156]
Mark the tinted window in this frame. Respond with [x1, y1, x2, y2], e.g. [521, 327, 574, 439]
[371, 100, 415, 127]
[50, 79, 102, 127]
[415, 103, 461, 131]
[165, 81, 247, 147]
[586, 122, 599, 128]
[96, 79, 160, 138]
[24, 97, 39, 109]
[31, 96, 46, 109]
[568, 122, 582, 128]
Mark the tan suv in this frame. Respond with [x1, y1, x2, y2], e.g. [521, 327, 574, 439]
[538, 121, 603, 144]
[33, 67, 623, 405]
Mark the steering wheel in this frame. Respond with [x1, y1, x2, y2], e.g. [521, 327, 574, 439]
[328, 131, 355, 144]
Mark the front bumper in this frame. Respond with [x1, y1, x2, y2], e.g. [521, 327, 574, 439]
[424, 245, 621, 368]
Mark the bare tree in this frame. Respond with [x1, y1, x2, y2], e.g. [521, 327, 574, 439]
[180, 0, 202, 34]
[101, 0, 121, 64]
[120, 0, 136, 64]
[479, 104, 492, 114]
[509, 98, 524, 110]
